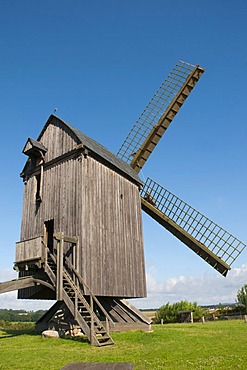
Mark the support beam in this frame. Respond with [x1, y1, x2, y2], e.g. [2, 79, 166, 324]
[56, 233, 64, 300]
[0, 276, 55, 294]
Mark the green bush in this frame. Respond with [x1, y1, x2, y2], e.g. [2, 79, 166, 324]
[154, 300, 206, 324]
[0, 309, 46, 322]
[236, 284, 247, 313]
[0, 321, 35, 332]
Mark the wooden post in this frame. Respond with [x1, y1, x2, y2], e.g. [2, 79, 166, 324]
[74, 292, 78, 321]
[76, 238, 79, 272]
[90, 295, 94, 344]
[106, 317, 109, 334]
[191, 312, 194, 324]
[56, 239, 60, 300]
[40, 162, 44, 198]
[244, 315, 247, 323]
[72, 243, 75, 280]
[56, 233, 64, 300]
[42, 226, 47, 267]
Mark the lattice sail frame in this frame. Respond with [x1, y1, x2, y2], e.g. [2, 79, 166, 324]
[141, 178, 246, 268]
[117, 60, 197, 164]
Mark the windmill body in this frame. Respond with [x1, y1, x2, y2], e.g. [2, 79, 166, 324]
[17, 115, 146, 300]
[0, 60, 246, 346]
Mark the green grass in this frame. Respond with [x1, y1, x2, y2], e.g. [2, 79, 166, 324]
[0, 321, 247, 369]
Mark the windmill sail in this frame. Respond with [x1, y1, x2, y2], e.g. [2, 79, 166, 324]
[141, 178, 246, 276]
[117, 60, 204, 172]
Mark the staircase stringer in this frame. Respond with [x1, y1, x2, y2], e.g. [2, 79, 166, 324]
[62, 268, 114, 346]
[42, 239, 56, 286]
[44, 254, 56, 286]
[62, 288, 92, 341]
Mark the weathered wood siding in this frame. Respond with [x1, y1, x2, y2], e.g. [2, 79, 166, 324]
[15, 237, 43, 262]
[19, 121, 146, 298]
[39, 117, 80, 162]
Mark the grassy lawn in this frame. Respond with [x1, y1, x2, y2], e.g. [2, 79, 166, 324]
[0, 320, 246, 369]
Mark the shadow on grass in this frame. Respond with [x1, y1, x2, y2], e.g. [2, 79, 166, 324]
[0, 328, 37, 339]
[1, 330, 90, 346]
[62, 334, 90, 344]
[1, 322, 91, 345]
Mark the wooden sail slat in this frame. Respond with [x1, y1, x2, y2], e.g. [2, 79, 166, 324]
[141, 177, 246, 276]
[130, 65, 204, 172]
[117, 61, 204, 171]
[141, 197, 230, 276]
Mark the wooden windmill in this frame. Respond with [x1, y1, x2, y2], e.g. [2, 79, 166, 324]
[0, 60, 246, 346]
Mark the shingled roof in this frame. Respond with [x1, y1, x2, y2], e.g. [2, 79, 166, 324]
[46, 115, 142, 186]
[22, 137, 47, 156]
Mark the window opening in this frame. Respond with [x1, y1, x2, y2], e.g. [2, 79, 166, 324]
[34, 162, 44, 203]
[44, 220, 54, 254]
[35, 173, 41, 202]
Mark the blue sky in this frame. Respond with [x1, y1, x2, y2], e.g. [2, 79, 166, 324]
[0, 0, 247, 310]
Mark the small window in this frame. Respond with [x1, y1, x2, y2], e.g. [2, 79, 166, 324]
[35, 173, 42, 202]
[44, 219, 54, 253]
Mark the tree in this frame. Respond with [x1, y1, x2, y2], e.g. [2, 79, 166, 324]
[153, 300, 206, 324]
[0, 309, 47, 322]
[236, 284, 247, 312]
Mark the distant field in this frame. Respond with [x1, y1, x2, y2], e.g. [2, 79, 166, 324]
[0, 320, 247, 369]
[140, 310, 157, 321]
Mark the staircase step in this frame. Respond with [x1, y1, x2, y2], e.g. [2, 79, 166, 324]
[78, 306, 87, 311]
[95, 329, 107, 334]
[95, 330, 108, 336]
[97, 338, 114, 346]
[78, 304, 87, 309]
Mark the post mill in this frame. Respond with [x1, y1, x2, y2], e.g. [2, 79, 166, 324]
[0, 61, 246, 346]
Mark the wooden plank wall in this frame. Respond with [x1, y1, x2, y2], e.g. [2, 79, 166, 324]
[15, 237, 43, 262]
[40, 118, 80, 162]
[81, 158, 146, 298]
[19, 122, 146, 298]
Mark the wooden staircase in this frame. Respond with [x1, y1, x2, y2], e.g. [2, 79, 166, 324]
[44, 233, 114, 346]
[62, 268, 114, 346]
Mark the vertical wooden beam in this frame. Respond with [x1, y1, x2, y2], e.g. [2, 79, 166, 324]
[76, 239, 79, 287]
[40, 161, 44, 198]
[43, 224, 47, 267]
[74, 292, 78, 321]
[56, 233, 64, 300]
[72, 242, 76, 284]
[56, 239, 60, 300]
[106, 317, 109, 335]
[90, 294, 94, 344]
